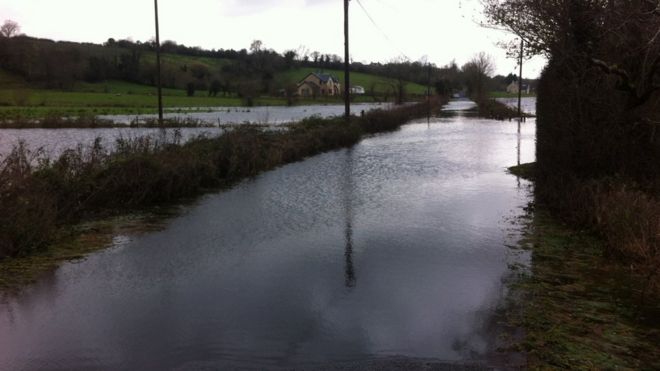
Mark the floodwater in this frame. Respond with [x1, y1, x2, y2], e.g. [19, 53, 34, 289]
[0, 103, 392, 159]
[100, 102, 395, 125]
[496, 97, 537, 115]
[0, 127, 223, 159]
[0, 101, 536, 370]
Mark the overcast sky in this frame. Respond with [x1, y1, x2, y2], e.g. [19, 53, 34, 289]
[0, 0, 546, 77]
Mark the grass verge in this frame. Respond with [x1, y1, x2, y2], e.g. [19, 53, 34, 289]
[508, 209, 660, 369]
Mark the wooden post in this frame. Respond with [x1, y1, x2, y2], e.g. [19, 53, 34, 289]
[154, 0, 164, 125]
[344, 0, 350, 121]
[517, 38, 523, 121]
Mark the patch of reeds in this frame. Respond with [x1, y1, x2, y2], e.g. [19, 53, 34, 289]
[0, 100, 446, 259]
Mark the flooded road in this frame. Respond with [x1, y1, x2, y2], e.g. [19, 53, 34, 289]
[0, 103, 536, 369]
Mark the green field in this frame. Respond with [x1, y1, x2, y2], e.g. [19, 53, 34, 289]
[0, 81, 283, 119]
[0, 59, 425, 119]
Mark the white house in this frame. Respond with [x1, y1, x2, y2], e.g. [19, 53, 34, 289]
[506, 81, 531, 94]
[350, 85, 366, 95]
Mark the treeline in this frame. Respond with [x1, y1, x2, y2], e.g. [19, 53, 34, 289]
[0, 29, 527, 100]
[486, 1, 660, 299]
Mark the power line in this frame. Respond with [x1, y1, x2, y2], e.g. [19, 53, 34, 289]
[355, 0, 410, 60]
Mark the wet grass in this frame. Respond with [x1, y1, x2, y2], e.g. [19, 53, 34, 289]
[507, 208, 660, 370]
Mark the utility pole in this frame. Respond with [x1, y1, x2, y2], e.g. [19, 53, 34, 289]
[427, 62, 431, 124]
[517, 38, 523, 122]
[517, 38, 523, 167]
[344, 0, 350, 121]
[154, 0, 164, 125]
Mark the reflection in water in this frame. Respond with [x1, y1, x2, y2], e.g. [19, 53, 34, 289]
[343, 149, 356, 288]
[517, 119, 522, 167]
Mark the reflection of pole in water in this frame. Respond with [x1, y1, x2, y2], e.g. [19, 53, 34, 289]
[516, 119, 522, 189]
[344, 215, 356, 288]
[517, 119, 522, 167]
[343, 149, 356, 288]
[427, 62, 431, 127]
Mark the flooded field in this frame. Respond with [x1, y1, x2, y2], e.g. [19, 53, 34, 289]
[0, 102, 536, 369]
[0, 103, 393, 159]
[100, 102, 395, 125]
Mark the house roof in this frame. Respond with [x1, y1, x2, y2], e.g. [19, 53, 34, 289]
[299, 72, 340, 85]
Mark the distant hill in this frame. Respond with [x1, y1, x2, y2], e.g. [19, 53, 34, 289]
[0, 35, 434, 118]
[0, 36, 427, 96]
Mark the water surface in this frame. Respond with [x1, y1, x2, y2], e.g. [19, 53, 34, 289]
[0, 103, 392, 159]
[99, 102, 394, 125]
[496, 97, 537, 115]
[0, 107, 536, 369]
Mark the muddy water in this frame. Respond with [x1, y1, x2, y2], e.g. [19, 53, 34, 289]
[0, 103, 535, 369]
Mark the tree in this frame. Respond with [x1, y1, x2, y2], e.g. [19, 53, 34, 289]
[311, 51, 320, 65]
[209, 79, 221, 97]
[484, 0, 660, 110]
[0, 20, 20, 38]
[249, 40, 263, 54]
[186, 82, 195, 97]
[190, 63, 209, 80]
[283, 50, 297, 69]
[462, 52, 495, 100]
[434, 79, 452, 96]
[483, 0, 660, 181]
[385, 57, 411, 104]
[504, 73, 517, 85]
